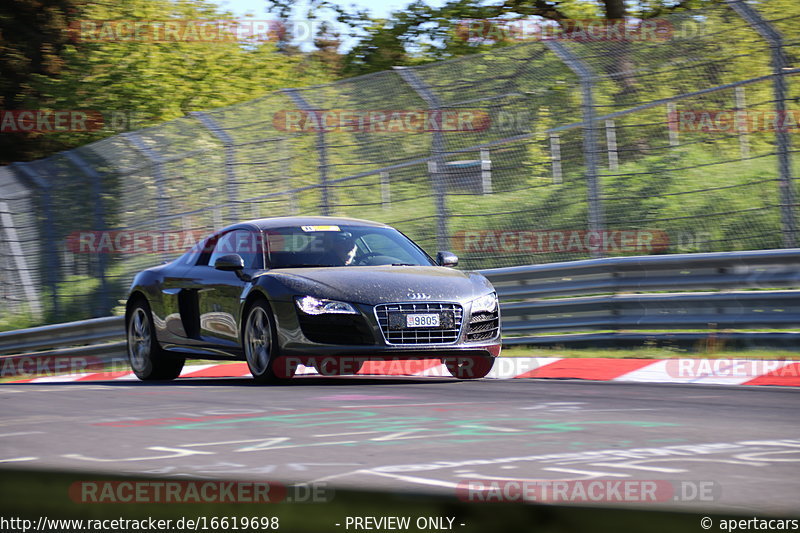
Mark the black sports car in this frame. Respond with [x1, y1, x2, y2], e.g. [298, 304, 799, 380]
[125, 216, 501, 382]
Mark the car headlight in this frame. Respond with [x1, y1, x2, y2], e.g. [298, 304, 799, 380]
[471, 292, 498, 314]
[295, 296, 358, 315]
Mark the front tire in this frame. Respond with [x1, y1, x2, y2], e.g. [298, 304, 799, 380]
[445, 356, 494, 379]
[243, 300, 295, 383]
[126, 299, 185, 380]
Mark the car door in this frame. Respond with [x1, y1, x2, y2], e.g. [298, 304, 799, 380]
[156, 239, 208, 347]
[195, 228, 264, 353]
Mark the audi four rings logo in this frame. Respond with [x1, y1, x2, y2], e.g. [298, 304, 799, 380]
[407, 291, 431, 300]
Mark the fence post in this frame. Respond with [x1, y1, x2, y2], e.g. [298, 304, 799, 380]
[190, 111, 239, 223]
[394, 66, 450, 252]
[545, 40, 604, 256]
[549, 133, 563, 184]
[64, 152, 109, 316]
[726, 0, 796, 247]
[283, 89, 331, 216]
[280, 138, 297, 214]
[122, 132, 171, 261]
[380, 172, 391, 208]
[734, 87, 750, 160]
[11, 161, 60, 319]
[666, 102, 679, 147]
[0, 201, 42, 318]
[480, 149, 492, 194]
[605, 120, 619, 171]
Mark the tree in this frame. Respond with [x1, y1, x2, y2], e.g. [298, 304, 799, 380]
[0, 0, 85, 164]
[312, 21, 344, 75]
[1, 0, 334, 164]
[267, 0, 711, 77]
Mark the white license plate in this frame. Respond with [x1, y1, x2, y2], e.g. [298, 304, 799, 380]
[406, 313, 440, 328]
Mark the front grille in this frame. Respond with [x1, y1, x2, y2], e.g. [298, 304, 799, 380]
[375, 303, 463, 345]
[467, 310, 500, 342]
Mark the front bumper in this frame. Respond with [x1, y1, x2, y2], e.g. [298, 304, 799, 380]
[274, 299, 501, 360]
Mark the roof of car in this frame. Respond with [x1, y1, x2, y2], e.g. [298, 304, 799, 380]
[239, 216, 391, 231]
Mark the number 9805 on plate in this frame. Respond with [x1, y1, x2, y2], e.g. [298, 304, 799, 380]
[406, 313, 440, 328]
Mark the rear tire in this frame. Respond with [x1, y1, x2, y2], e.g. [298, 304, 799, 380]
[445, 356, 494, 379]
[126, 299, 185, 380]
[243, 299, 295, 383]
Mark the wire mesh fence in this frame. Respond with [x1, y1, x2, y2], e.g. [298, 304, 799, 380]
[1, 0, 798, 324]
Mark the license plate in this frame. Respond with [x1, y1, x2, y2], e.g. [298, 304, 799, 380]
[406, 313, 440, 328]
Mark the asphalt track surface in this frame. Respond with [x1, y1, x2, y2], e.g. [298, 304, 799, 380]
[1, 375, 798, 514]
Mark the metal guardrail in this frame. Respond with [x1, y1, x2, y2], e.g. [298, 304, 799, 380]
[0, 249, 798, 357]
[0, 316, 124, 356]
[482, 248, 800, 346]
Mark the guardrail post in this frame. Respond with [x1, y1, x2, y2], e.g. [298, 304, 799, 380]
[546, 41, 605, 256]
[11, 161, 60, 319]
[283, 89, 332, 216]
[122, 133, 171, 261]
[190, 111, 239, 223]
[726, 0, 797, 247]
[64, 152, 109, 316]
[394, 66, 450, 252]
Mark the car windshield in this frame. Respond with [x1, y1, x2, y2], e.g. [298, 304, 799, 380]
[264, 225, 434, 268]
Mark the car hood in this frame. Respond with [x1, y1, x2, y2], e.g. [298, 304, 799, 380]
[266, 265, 493, 304]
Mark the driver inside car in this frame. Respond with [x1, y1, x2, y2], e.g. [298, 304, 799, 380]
[323, 231, 358, 266]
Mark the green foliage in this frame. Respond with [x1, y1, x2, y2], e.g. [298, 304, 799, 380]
[5, 0, 800, 327]
[269, 0, 722, 77]
[1, 0, 334, 163]
[0, 0, 84, 163]
[0, 307, 40, 332]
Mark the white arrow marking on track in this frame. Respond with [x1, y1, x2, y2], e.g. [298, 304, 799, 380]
[62, 446, 214, 462]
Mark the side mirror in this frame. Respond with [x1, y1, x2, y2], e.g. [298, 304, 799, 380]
[214, 254, 245, 272]
[436, 251, 458, 267]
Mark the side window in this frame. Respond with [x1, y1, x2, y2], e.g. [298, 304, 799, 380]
[208, 230, 264, 269]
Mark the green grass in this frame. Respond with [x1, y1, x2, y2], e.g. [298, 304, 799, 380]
[0, 310, 40, 332]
